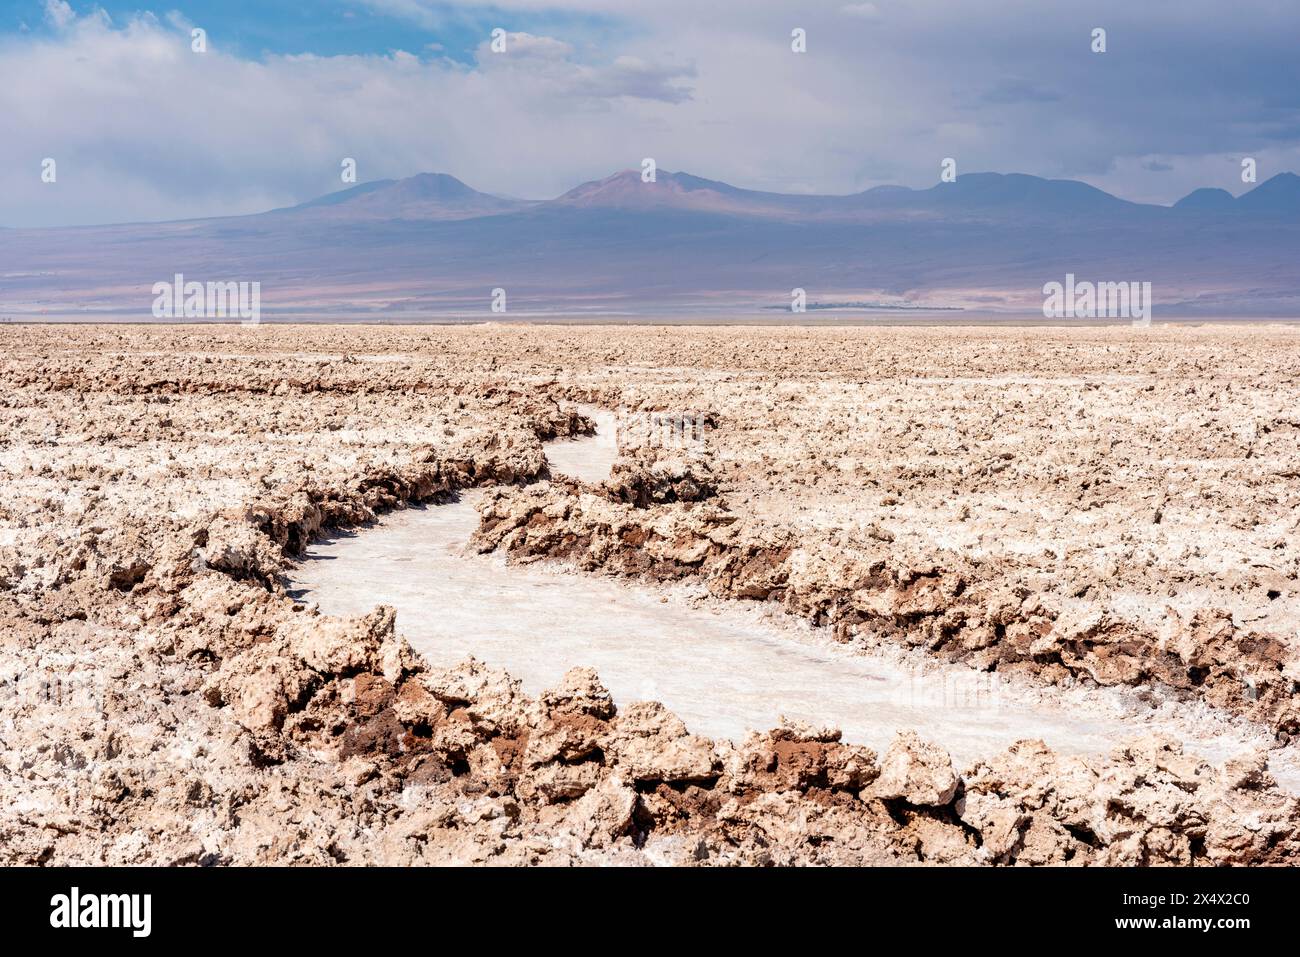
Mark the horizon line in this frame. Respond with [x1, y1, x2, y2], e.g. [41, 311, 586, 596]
[8, 167, 1297, 232]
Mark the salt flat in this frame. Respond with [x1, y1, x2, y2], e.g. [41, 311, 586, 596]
[3, 322, 1298, 866]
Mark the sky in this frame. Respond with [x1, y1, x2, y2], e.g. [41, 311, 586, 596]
[3, 0, 1300, 226]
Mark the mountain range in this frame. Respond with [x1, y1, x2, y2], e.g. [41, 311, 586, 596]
[5, 169, 1300, 319]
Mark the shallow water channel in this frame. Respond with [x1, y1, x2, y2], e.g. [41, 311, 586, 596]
[290, 407, 1298, 783]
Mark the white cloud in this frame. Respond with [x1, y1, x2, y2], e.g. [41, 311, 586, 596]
[3, 0, 1300, 226]
[841, 3, 880, 19]
[483, 31, 574, 59]
[0, 11, 699, 225]
[43, 0, 75, 30]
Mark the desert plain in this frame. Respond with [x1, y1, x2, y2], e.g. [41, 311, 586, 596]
[2, 321, 1299, 866]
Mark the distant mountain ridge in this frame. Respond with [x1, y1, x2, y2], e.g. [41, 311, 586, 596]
[269, 172, 529, 221]
[257, 167, 1300, 224]
[3, 168, 1300, 319]
[1235, 171, 1300, 213]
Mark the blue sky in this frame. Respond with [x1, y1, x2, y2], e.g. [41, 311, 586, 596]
[0, 0, 625, 60]
[3, 0, 1300, 226]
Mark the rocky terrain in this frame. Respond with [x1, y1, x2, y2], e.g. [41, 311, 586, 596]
[1, 322, 1298, 865]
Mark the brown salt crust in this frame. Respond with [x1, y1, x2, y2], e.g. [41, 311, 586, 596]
[1, 323, 1297, 865]
[473, 467, 1299, 738]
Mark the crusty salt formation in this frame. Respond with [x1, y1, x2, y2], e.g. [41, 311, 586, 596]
[2, 322, 1297, 865]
